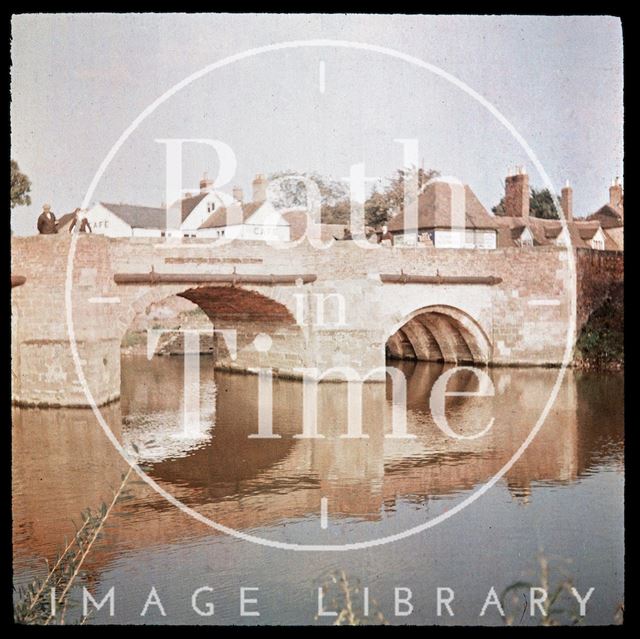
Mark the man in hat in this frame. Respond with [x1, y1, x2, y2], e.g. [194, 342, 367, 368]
[37, 204, 57, 234]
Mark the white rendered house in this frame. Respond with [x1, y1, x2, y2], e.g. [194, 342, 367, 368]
[196, 174, 291, 241]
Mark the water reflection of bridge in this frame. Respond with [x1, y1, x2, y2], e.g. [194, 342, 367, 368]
[13, 361, 623, 574]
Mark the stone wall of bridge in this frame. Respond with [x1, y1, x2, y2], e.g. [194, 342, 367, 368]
[12, 235, 580, 407]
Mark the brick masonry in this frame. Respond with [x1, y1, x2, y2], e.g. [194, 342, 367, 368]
[575, 248, 624, 332]
[10, 235, 618, 406]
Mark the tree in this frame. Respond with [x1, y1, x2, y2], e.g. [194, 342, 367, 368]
[267, 166, 440, 227]
[377, 167, 439, 213]
[11, 160, 32, 209]
[267, 170, 351, 224]
[365, 166, 440, 227]
[492, 187, 559, 219]
[529, 188, 560, 219]
[364, 188, 391, 228]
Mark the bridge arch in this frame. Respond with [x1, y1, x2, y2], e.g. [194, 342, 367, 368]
[385, 305, 492, 366]
[116, 283, 306, 367]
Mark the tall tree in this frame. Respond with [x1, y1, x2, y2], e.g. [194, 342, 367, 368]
[376, 166, 440, 217]
[364, 188, 392, 228]
[267, 170, 351, 224]
[11, 160, 32, 209]
[492, 187, 560, 219]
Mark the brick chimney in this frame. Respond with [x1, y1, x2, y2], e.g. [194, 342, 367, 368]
[504, 166, 529, 218]
[560, 180, 573, 221]
[609, 177, 623, 211]
[199, 172, 214, 193]
[232, 185, 244, 203]
[252, 174, 268, 203]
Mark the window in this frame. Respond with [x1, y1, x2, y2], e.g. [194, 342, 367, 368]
[254, 226, 263, 235]
[207, 202, 216, 213]
[592, 237, 604, 250]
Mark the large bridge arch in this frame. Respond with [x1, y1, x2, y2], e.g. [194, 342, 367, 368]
[115, 282, 310, 374]
[115, 282, 300, 338]
[385, 304, 492, 366]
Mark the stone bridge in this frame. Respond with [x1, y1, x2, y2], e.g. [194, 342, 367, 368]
[11, 235, 575, 407]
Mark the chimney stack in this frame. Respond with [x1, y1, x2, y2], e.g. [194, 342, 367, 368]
[504, 166, 529, 218]
[252, 174, 268, 203]
[609, 177, 623, 211]
[560, 180, 573, 221]
[199, 172, 214, 193]
[232, 185, 244, 202]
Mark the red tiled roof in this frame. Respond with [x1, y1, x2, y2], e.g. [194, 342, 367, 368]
[586, 204, 623, 229]
[603, 228, 623, 251]
[577, 224, 602, 241]
[492, 215, 613, 249]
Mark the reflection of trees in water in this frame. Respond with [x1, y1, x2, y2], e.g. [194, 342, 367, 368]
[574, 370, 624, 471]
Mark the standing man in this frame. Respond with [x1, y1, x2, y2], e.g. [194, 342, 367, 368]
[37, 203, 57, 234]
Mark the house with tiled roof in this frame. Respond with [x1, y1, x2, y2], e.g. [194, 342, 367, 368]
[385, 168, 623, 252]
[386, 177, 499, 248]
[84, 173, 233, 237]
[197, 174, 291, 241]
[584, 178, 624, 249]
[491, 169, 623, 251]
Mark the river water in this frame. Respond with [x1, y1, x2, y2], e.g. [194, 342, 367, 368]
[12, 355, 624, 625]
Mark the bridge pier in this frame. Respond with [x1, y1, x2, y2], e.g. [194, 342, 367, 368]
[11, 235, 123, 407]
[12, 338, 121, 407]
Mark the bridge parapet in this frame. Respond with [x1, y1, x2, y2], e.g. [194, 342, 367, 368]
[12, 235, 575, 407]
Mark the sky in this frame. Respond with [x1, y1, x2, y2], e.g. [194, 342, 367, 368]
[10, 13, 623, 235]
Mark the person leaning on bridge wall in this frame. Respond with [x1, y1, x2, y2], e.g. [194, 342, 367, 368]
[69, 210, 92, 234]
[36, 203, 57, 234]
[333, 227, 353, 241]
[379, 224, 394, 246]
